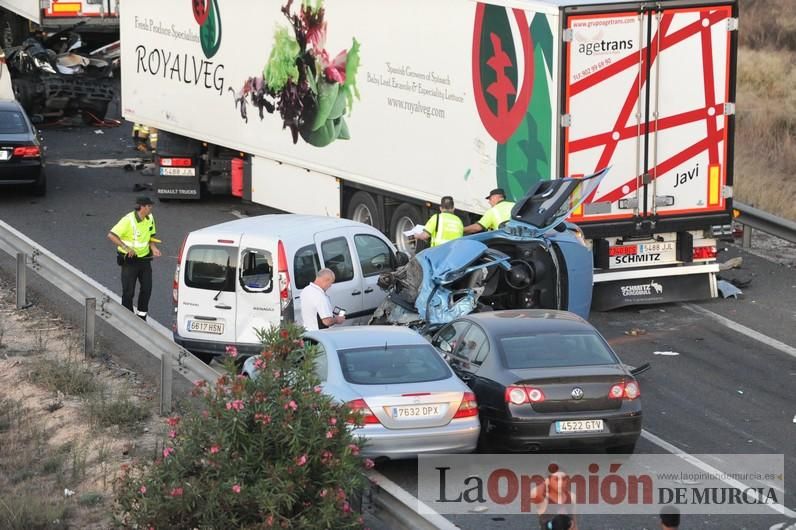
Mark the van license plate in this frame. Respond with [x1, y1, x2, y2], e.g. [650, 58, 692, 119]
[187, 320, 224, 334]
[160, 167, 196, 176]
[0, 150, 9, 161]
[555, 419, 604, 433]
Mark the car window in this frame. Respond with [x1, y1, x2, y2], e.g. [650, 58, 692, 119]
[239, 249, 273, 291]
[0, 110, 29, 134]
[459, 324, 490, 366]
[184, 245, 237, 292]
[293, 244, 320, 290]
[321, 237, 354, 282]
[354, 234, 394, 277]
[432, 321, 470, 353]
[338, 344, 451, 385]
[499, 332, 618, 369]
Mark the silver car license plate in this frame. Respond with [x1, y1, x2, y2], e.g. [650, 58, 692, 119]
[555, 419, 604, 433]
[187, 320, 224, 334]
[391, 404, 440, 419]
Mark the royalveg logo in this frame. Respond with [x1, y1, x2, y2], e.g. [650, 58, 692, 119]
[193, 0, 222, 58]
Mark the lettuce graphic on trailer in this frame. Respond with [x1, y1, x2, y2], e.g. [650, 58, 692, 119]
[193, 0, 222, 59]
[231, 0, 361, 147]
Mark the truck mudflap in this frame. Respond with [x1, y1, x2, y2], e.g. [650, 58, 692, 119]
[156, 175, 201, 200]
[591, 264, 718, 311]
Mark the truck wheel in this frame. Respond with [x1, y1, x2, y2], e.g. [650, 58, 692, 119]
[346, 191, 382, 230]
[390, 203, 422, 255]
[0, 13, 24, 49]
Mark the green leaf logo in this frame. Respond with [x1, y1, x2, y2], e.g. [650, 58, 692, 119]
[198, 0, 222, 59]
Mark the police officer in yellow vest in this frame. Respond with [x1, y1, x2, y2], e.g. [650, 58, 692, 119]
[107, 196, 161, 320]
[463, 187, 516, 234]
[414, 196, 463, 247]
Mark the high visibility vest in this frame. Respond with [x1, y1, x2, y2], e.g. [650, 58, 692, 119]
[478, 200, 516, 231]
[425, 212, 464, 247]
[110, 211, 156, 258]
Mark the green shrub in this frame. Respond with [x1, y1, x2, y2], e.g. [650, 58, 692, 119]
[86, 390, 150, 430]
[113, 324, 368, 529]
[27, 357, 100, 397]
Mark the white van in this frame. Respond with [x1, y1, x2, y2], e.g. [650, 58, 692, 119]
[173, 214, 404, 362]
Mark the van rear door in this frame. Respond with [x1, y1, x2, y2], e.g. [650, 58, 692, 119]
[235, 237, 279, 346]
[176, 241, 238, 346]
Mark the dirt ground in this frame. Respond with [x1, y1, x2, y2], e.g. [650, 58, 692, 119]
[0, 277, 164, 529]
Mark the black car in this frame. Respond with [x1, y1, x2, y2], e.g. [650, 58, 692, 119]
[0, 100, 45, 195]
[430, 309, 642, 453]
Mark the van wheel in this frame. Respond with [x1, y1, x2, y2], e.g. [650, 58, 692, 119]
[194, 352, 215, 365]
[347, 191, 382, 231]
[390, 203, 422, 255]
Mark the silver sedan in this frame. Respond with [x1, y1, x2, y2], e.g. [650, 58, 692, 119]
[242, 326, 480, 460]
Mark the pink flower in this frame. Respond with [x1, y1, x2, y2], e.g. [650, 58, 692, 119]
[296, 454, 308, 466]
[225, 345, 238, 358]
[279, 329, 289, 339]
[163, 447, 175, 458]
[285, 400, 298, 412]
[193, 380, 206, 388]
[321, 450, 333, 464]
[168, 430, 177, 439]
[232, 484, 241, 494]
[254, 357, 266, 370]
[166, 416, 180, 427]
[201, 409, 209, 418]
[255, 413, 272, 425]
[342, 501, 351, 513]
[314, 385, 322, 393]
[363, 458, 375, 469]
[328, 417, 337, 425]
[347, 443, 360, 456]
[325, 430, 334, 439]
[209, 444, 221, 455]
[170, 487, 183, 497]
[226, 400, 245, 412]
[319, 488, 328, 498]
[139, 485, 147, 494]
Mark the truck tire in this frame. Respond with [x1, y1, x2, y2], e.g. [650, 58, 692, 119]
[390, 203, 423, 255]
[346, 191, 383, 231]
[0, 13, 25, 49]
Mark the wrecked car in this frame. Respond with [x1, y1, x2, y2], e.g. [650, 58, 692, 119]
[5, 26, 115, 122]
[369, 169, 607, 330]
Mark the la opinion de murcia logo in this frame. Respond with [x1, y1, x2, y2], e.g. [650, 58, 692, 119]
[620, 281, 663, 297]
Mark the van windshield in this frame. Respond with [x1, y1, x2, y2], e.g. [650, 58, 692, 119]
[184, 245, 237, 292]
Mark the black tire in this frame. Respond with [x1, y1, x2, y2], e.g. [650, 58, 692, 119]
[389, 202, 423, 255]
[30, 169, 46, 197]
[346, 191, 383, 230]
[0, 13, 25, 49]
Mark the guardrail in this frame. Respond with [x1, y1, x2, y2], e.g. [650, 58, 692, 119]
[0, 218, 446, 530]
[734, 201, 796, 247]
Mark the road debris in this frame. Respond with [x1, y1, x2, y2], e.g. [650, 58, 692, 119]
[719, 256, 743, 271]
[625, 328, 647, 336]
[717, 279, 743, 299]
[737, 390, 744, 395]
[654, 351, 680, 356]
[64, 488, 76, 497]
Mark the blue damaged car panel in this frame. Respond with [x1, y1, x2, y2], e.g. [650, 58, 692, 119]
[370, 170, 607, 329]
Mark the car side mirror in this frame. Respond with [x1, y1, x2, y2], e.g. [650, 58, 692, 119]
[394, 251, 409, 267]
[438, 339, 452, 353]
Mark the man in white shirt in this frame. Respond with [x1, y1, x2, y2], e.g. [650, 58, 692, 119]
[300, 268, 346, 331]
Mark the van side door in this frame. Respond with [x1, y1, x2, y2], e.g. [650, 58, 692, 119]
[352, 232, 395, 318]
[235, 237, 277, 346]
[314, 229, 365, 323]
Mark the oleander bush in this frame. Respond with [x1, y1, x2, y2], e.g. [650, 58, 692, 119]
[114, 324, 369, 529]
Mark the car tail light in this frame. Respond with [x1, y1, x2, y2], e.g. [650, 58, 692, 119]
[277, 240, 291, 311]
[608, 381, 640, 400]
[453, 392, 478, 419]
[693, 245, 717, 260]
[13, 146, 40, 158]
[160, 157, 192, 167]
[505, 385, 545, 405]
[173, 237, 186, 305]
[346, 399, 380, 425]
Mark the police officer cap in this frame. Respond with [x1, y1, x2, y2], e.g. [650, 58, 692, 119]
[485, 188, 506, 199]
[136, 195, 154, 206]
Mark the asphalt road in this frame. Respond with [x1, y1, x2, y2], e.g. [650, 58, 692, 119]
[0, 115, 794, 530]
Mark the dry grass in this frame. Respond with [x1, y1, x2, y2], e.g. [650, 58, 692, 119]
[734, 0, 796, 221]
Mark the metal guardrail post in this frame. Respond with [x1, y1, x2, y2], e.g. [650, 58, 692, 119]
[16, 252, 26, 309]
[160, 352, 173, 416]
[84, 298, 96, 357]
[742, 225, 752, 248]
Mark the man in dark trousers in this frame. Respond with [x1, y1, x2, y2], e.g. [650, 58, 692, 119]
[107, 196, 161, 320]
